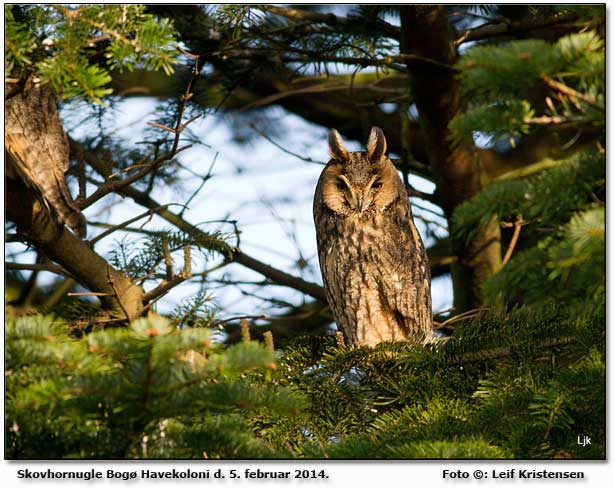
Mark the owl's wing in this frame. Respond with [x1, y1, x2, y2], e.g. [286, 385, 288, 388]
[5, 83, 86, 237]
[382, 200, 432, 337]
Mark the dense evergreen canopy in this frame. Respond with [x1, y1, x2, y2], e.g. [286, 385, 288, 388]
[5, 5, 605, 459]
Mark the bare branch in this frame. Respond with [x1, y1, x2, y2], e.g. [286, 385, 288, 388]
[501, 215, 525, 266]
[79, 144, 192, 209]
[406, 185, 439, 205]
[541, 75, 603, 111]
[89, 204, 183, 246]
[75, 138, 327, 301]
[455, 11, 579, 45]
[81, 56, 202, 210]
[249, 123, 325, 165]
[5, 262, 74, 278]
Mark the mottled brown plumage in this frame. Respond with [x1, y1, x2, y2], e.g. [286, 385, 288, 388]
[5, 81, 86, 237]
[313, 127, 432, 346]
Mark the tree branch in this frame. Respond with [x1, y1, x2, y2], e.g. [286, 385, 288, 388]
[455, 11, 579, 45]
[261, 5, 401, 41]
[72, 139, 328, 302]
[6, 175, 144, 319]
[5, 262, 74, 278]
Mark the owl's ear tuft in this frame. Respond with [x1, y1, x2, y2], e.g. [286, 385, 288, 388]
[328, 129, 350, 162]
[366, 126, 387, 162]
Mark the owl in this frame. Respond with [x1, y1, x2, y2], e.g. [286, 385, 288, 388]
[5, 81, 86, 237]
[313, 127, 432, 346]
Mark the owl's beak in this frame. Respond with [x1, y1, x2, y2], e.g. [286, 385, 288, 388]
[356, 194, 366, 213]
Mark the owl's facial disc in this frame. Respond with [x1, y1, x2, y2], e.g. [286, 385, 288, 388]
[336, 173, 382, 214]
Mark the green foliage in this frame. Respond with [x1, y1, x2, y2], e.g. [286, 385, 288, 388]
[108, 229, 232, 282]
[6, 314, 301, 459]
[4, 6, 37, 76]
[5, 5, 605, 462]
[450, 100, 534, 146]
[256, 303, 604, 459]
[5, 4, 178, 102]
[441, 19, 605, 462]
[10, 304, 603, 460]
[451, 31, 604, 146]
[482, 206, 604, 306]
[453, 149, 604, 242]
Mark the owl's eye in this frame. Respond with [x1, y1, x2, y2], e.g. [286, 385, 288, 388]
[336, 180, 347, 190]
[372, 179, 383, 189]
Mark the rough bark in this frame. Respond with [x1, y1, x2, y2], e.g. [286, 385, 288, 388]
[400, 6, 501, 311]
[6, 176, 144, 320]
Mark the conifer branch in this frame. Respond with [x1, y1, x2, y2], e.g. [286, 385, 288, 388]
[455, 11, 580, 45]
[446, 336, 576, 366]
[6, 174, 144, 319]
[501, 215, 525, 266]
[261, 5, 401, 41]
[541, 75, 603, 111]
[80, 56, 201, 210]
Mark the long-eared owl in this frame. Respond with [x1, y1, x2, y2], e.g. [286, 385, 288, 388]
[313, 127, 432, 346]
[5, 80, 86, 237]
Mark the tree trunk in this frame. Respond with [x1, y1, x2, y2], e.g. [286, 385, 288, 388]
[400, 6, 501, 311]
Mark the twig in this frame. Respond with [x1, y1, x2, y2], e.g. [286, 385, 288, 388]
[249, 123, 325, 164]
[209, 49, 454, 73]
[260, 5, 401, 41]
[446, 336, 576, 366]
[75, 138, 328, 301]
[142, 244, 193, 304]
[5, 262, 74, 278]
[89, 205, 183, 245]
[42, 278, 76, 309]
[455, 11, 579, 45]
[169, 55, 201, 154]
[434, 307, 490, 329]
[406, 185, 439, 205]
[240, 319, 251, 343]
[163, 239, 173, 280]
[80, 55, 202, 210]
[182, 245, 191, 277]
[501, 215, 525, 266]
[214, 315, 267, 326]
[142, 275, 186, 304]
[67, 291, 111, 297]
[541, 75, 603, 111]
[522, 115, 577, 125]
[241, 82, 403, 111]
[80, 145, 192, 209]
[180, 152, 219, 217]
